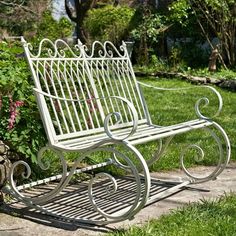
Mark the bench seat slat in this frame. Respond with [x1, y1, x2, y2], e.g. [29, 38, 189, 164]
[55, 119, 148, 141]
[54, 119, 212, 150]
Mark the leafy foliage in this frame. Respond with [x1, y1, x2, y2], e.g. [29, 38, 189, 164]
[0, 40, 46, 163]
[0, 10, 74, 163]
[0, 0, 49, 36]
[84, 5, 135, 44]
[169, 0, 236, 68]
[130, 7, 168, 65]
[168, 0, 191, 26]
[131, 13, 166, 44]
[34, 11, 73, 41]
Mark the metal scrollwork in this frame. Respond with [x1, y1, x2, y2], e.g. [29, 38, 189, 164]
[21, 37, 129, 60]
[7, 142, 150, 224]
[137, 81, 223, 120]
[146, 136, 174, 167]
[21, 37, 83, 58]
[194, 86, 222, 119]
[81, 40, 128, 58]
[180, 122, 230, 183]
[104, 96, 138, 141]
[8, 146, 68, 204]
[31, 89, 139, 143]
[86, 142, 150, 222]
[13, 37, 230, 226]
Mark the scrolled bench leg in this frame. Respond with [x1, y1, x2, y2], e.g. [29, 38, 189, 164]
[6, 146, 68, 205]
[180, 122, 231, 184]
[83, 141, 151, 223]
[4, 142, 151, 225]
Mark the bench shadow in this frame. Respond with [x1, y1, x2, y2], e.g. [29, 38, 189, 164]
[0, 177, 210, 233]
[0, 204, 113, 233]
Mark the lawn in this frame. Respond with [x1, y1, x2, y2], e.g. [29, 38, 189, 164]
[134, 77, 236, 172]
[108, 193, 236, 236]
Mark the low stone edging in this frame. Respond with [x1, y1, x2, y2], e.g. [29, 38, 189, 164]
[135, 71, 236, 91]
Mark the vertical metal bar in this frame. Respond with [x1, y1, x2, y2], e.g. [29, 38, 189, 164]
[137, 83, 152, 125]
[76, 61, 96, 129]
[39, 60, 63, 134]
[73, 61, 90, 130]
[111, 59, 133, 122]
[91, 60, 110, 119]
[61, 60, 81, 132]
[103, 60, 125, 122]
[21, 37, 57, 143]
[56, 60, 76, 133]
[80, 47, 105, 123]
[67, 60, 83, 131]
[122, 60, 144, 119]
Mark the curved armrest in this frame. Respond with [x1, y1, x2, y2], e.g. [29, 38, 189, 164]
[103, 97, 138, 141]
[137, 81, 223, 120]
[33, 88, 138, 141]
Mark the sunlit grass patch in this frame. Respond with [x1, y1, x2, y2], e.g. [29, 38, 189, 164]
[108, 193, 236, 236]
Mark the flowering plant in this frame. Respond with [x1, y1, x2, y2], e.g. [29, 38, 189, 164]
[0, 40, 46, 163]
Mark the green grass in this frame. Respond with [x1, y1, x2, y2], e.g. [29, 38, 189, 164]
[108, 193, 236, 236]
[134, 77, 236, 171]
[187, 68, 236, 80]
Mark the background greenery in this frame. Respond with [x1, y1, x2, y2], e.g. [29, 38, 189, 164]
[0, 11, 74, 163]
[1, 0, 235, 70]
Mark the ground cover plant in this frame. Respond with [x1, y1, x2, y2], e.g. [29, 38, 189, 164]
[0, 40, 46, 163]
[134, 64, 236, 81]
[107, 193, 236, 236]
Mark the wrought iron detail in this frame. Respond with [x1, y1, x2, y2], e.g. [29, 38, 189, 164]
[137, 81, 223, 120]
[81, 41, 128, 58]
[6, 142, 151, 224]
[180, 122, 230, 183]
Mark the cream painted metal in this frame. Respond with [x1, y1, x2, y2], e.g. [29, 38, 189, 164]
[4, 37, 231, 225]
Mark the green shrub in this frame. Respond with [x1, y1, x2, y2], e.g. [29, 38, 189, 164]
[0, 11, 74, 163]
[0, 40, 46, 163]
[34, 11, 73, 41]
[130, 11, 167, 65]
[84, 5, 135, 44]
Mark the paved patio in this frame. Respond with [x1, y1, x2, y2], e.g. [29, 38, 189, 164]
[0, 163, 236, 236]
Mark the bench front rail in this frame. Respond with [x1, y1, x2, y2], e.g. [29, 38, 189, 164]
[3, 37, 231, 225]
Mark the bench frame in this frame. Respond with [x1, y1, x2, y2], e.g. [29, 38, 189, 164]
[3, 37, 231, 225]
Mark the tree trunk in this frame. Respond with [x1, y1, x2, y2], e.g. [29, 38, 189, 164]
[208, 47, 219, 72]
[65, 0, 96, 43]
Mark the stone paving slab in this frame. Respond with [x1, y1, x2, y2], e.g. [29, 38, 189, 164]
[0, 163, 236, 236]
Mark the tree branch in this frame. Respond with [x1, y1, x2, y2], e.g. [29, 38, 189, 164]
[191, 5, 228, 69]
[0, 0, 38, 15]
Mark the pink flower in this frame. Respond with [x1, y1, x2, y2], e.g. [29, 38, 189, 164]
[15, 101, 24, 107]
[86, 94, 98, 113]
[8, 97, 24, 130]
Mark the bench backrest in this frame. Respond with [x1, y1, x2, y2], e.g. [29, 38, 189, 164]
[22, 38, 148, 144]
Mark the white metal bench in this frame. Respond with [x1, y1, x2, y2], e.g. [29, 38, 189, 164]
[4, 37, 231, 225]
